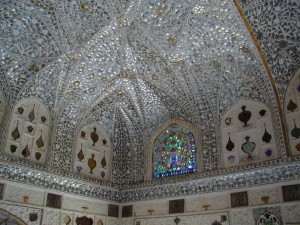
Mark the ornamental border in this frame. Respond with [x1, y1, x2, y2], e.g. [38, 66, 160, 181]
[0, 157, 300, 203]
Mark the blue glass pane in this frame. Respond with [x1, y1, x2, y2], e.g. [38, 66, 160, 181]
[153, 125, 197, 178]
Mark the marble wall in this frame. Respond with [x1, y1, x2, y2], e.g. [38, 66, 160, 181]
[0, 180, 299, 225]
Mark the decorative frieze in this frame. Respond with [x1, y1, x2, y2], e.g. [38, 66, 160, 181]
[0, 159, 299, 202]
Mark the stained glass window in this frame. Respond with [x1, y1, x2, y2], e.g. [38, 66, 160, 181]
[153, 125, 197, 178]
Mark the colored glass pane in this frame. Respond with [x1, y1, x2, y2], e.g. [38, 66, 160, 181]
[153, 125, 197, 178]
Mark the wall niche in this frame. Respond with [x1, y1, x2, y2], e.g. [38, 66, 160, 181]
[284, 69, 300, 155]
[6, 97, 51, 164]
[73, 123, 111, 181]
[221, 100, 277, 168]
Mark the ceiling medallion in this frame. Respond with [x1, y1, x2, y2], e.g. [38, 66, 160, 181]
[164, 67, 173, 75]
[88, 73, 95, 79]
[128, 104, 135, 110]
[116, 90, 124, 97]
[66, 53, 80, 61]
[194, 65, 201, 73]
[98, 101, 105, 108]
[117, 16, 132, 28]
[226, 54, 234, 62]
[167, 37, 176, 46]
[152, 74, 159, 80]
[211, 60, 221, 69]
[34, 0, 53, 10]
[79, 2, 89, 12]
[74, 81, 80, 87]
[192, 4, 207, 15]
[28, 63, 39, 73]
[76, 35, 84, 43]
[156, 6, 165, 15]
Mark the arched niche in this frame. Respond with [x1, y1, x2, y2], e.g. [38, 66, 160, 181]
[145, 119, 201, 181]
[284, 68, 300, 155]
[6, 97, 51, 164]
[221, 100, 277, 168]
[0, 208, 27, 225]
[73, 123, 112, 181]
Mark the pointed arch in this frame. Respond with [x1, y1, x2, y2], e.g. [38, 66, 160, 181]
[145, 119, 201, 180]
[5, 97, 51, 164]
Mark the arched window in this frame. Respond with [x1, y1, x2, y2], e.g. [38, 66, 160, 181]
[6, 97, 51, 164]
[150, 121, 199, 179]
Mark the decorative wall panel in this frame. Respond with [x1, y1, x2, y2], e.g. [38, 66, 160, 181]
[185, 194, 229, 213]
[231, 191, 248, 208]
[134, 200, 168, 217]
[0, 203, 42, 225]
[136, 212, 229, 225]
[63, 196, 107, 215]
[248, 187, 281, 206]
[230, 208, 255, 225]
[4, 183, 45, 206]
[284, 70, 300, 155]
[42, 209, 60, 225]
[106, 217, 120, 225]
[282, 184, 300, 202]
[73, 123, 111, 181]
[253, 206, 283, 225]
[6, 98, 51, 165]
[46, 193, 62, 209]
[282, 203, 300, 224]
[121, 218, 133, 225]
[221, 100, 277, 168]
[61, 212, 74, 225]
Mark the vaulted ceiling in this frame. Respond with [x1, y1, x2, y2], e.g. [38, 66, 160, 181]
[0, 0, 299, 186]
